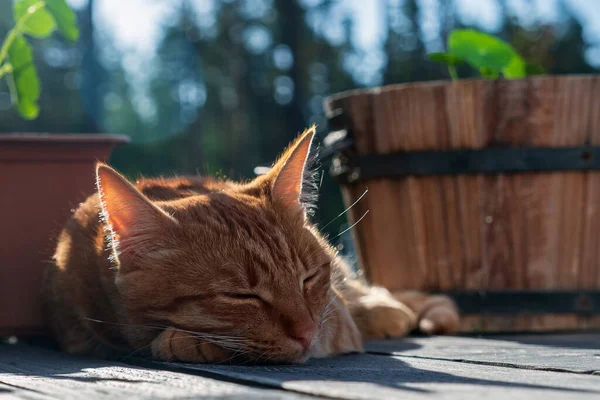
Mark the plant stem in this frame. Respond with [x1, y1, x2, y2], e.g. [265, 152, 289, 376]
[0, 29, 19, 67]
[0, 63, 13, 79]
[448, 65, 458, 81]
[0, 1, 46, 65]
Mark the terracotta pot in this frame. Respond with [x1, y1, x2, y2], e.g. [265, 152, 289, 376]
[0, 134, 129, 337]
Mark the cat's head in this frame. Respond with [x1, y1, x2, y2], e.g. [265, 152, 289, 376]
[96, 127, 336, 363]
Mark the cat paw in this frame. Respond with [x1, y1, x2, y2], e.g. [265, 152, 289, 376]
[352, 287, 418, 339]
[151, 327, 232, 363]
[392, 291, 459, 335]
[417, 295, 460, 335]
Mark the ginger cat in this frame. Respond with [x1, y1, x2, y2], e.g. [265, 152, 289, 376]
[44, 127, 458, 364]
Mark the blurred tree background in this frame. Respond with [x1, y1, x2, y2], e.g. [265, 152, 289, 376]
[0, 0, 599, 241]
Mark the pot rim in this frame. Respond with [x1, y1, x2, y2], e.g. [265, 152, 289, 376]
[325, 73, 600, 103]
[0, 133, 130, 144]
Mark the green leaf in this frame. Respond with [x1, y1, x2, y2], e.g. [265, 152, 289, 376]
[525, 62, 545, 76]
[44, 0, 79, 41]
[479, 67, 499, 78]
[7, 35, 33, 72]
[448, 29, 518, 75]
[427, 52, 463, 66]
[14, 0, 56, 39]
[16, 96, 40, 119]
[15, 63, 41, 100]
[7, 36, 41, 119]
[502, 54, 526, 78]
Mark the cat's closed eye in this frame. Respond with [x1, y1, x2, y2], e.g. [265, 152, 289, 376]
[303, 267, 327, 290]
[303, 273, 319, 286]
[306, 263, 330, 279]
[223, 292, 263, 302]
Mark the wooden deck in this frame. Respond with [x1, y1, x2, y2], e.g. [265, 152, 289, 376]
[1, 333, 598, 399]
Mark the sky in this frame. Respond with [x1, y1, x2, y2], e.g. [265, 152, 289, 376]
[72, 0, 600, 59]
[64, 0, 600, 91]
[58, 0, 600, 134]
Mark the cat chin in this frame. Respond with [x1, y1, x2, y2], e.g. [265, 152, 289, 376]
[294, 353, 312, 364]
[244, 348, 309, 365]
[283, 347, 312, 364]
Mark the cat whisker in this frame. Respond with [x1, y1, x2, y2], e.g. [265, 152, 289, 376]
[162, 336, 246, 363]
[119, 333, 216, 361]
[324, 292, 337, 309]
[320, 309, 334, 325]
[124, 337, 210, 362]
[320, 311, 334, 325]
[320, 315, 338, 327]
[83, 317, 250, 352]
[320, 187, 368, 230]
[219, 347, 248, 364]
[188, 332, 247, 341]
[330, 210, 369, 240]
[84, 317, 170, 332]
[320, 305, 336, 322]
[319, 294, 337, 323]
[191, 337, 248, 351]
[134, 323, 246, 342]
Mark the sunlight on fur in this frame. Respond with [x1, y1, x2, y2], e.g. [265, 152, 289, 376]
[44, 127, 459, 364]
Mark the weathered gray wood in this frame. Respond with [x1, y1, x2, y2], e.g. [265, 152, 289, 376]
[365, 333, 600, 374]
[0, 344, 309, 399]
[154, 352, 600, 400]
[3, 335, 600, 400]
[0, 382, 53, 400]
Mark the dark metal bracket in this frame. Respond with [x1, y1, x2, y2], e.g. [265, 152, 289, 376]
[323, 108, 600, 184]
[438, 290, 600, 316]
[331, 147, 600, 183]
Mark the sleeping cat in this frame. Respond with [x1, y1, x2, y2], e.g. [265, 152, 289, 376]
[44, 127, 458, 364]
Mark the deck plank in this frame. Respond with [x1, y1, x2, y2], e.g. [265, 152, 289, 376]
[150, 352, 600, 400]
[2, 334, 599, 400]
[0, 381, 53, 400]
[365, 333, 600, 374]
[0, 344, 310, 400]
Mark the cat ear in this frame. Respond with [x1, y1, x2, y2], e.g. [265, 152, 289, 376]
[96, 163, 176, 263]
[269, 126, 318, 216]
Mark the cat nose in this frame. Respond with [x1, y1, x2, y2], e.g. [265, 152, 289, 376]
[288, 323, 315, 350]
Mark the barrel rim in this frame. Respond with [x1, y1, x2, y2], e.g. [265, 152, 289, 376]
[324, 74, 600, 105]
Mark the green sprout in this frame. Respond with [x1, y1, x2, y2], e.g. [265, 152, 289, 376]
[428, 29, 545, 81]
[0, 0, 79, 119]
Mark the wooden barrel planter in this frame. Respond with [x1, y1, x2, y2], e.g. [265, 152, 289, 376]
[323, 75, 600, 333]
